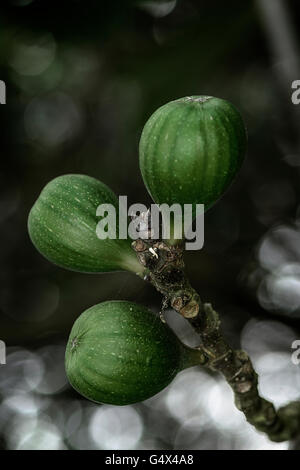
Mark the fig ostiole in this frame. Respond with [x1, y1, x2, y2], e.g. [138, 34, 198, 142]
[28, 174, 143, 275]
[65, 301, 205, 405]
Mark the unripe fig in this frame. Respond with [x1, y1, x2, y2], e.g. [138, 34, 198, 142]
[139, 96, 247, 217]
[65, 301, 204, 405]
[28, 174, 141, 274]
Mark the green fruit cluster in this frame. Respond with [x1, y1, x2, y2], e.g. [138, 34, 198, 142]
[28, 96, 246, 405]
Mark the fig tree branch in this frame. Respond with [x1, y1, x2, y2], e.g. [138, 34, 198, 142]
[132, 237, 300, 442]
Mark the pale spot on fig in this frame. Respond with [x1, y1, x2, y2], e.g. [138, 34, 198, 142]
[71, 337, 79, 351]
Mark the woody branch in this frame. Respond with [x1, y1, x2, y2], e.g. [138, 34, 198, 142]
[131, 216, 300, 443]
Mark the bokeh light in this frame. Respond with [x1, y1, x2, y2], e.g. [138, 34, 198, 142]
[1, 0, 300, 451]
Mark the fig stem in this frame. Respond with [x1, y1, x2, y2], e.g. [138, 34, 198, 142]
[132, 236, 300, 442]
[180, 345, 208, 370]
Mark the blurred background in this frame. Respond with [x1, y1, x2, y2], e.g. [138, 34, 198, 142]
[0, 0, 300, 450]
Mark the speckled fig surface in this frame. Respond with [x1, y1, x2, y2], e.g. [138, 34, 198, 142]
[139, 96, 247, 216]
[65, 301, 202, 405]
[28, 174, 141, 274]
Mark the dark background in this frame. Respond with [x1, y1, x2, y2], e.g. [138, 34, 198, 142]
[0, 0, 300, 450]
